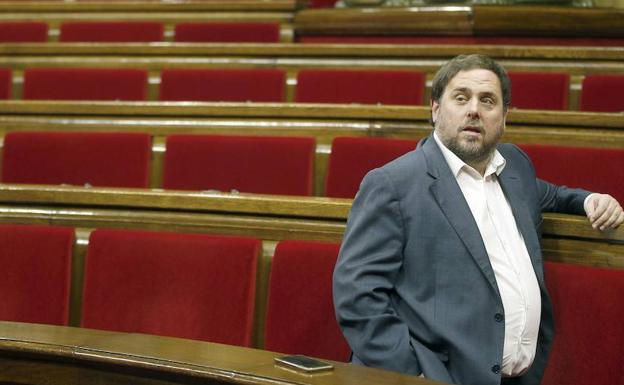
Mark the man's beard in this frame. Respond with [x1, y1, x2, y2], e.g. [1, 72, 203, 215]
[439, 121, 503, 166]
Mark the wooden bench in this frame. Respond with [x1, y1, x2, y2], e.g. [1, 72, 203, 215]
[1, 43, 624, 108]
[0, 100, 623, 196]
[0, 0, 297, 42]
[0, 184, 621, 348]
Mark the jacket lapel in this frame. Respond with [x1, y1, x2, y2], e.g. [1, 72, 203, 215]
[497, 169, 546, 285]
[421, 137, 501, 298]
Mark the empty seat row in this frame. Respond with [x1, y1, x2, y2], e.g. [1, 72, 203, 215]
[2, 132, 623, 203]
[1, 67, 623, 111]
[0, 223, 350, 360]
[0, 21, 282, 43]
[0, 68, 427, 105]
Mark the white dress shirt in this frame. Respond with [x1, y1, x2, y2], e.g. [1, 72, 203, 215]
[433, 133, 541, 377]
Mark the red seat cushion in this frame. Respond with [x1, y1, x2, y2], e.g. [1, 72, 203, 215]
[519, 144, 624, 205]
[163, 135, 316, 196]
[543, 262, 624, 385]
[0, 21, 48, 42]
[23, 68, 148, 101]
[0, 224, 74, 326]
[326, 137, 418, 198]
[159, 69, 285, 102]
[174, 22, 280, 43]
[2, 131, 152, 188]
[295, 69, 426, 106]
[508, 72, 569, 110]
[580, 75, 624, 112]
[59, 21, 164, 42]
[0, 68, 11, 99]
[81, 229, 260, 346]
[265, 240, 351, 361]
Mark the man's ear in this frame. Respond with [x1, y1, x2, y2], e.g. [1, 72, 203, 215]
[431, 100, 440, 125]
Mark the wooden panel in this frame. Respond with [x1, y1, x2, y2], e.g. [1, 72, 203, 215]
[294, 5, 624, 37]
[472, 5, 624, 37]
[294, 6, 473, 35]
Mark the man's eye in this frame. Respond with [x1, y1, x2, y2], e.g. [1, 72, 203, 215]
[481, 97, 494, 105]
[455, 95, 468, 102]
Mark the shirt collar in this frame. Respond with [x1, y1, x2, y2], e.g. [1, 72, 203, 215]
[432, 131, 506, 178]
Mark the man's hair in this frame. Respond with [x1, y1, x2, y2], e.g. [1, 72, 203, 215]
[430, 54, 511, 111]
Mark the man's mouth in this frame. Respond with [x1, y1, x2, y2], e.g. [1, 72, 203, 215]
[461, 125, 483, 135]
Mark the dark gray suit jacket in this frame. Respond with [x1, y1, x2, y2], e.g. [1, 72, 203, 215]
[333, 136, 590, 385]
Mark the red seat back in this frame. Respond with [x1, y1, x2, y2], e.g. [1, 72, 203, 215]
[23, 68, 148, 101]
[159, 69, 285, 102]
[0, 224, 73, 326]
[82, 229, 260, 346]
[174, 22, 280, 43]
[0, 21, 48, 42]
[0, 68, 11, 99]
[265, 240, 351, 361]
[580, 75, 624, 112]
[519, 144, 624, 204]
[326, 137, 418, 198]
[543, 262, 624, 385]
[507, 72, 569, 110]
[59, 21, 164, 42]
[295, 69, 426, 105]
[2, 131, 152, 188]
[163, 135, 315, 196]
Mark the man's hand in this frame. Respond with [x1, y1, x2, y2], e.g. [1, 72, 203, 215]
[585, 193, 624, 231]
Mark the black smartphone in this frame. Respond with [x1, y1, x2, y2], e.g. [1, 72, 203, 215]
[274, 355, 334, 373]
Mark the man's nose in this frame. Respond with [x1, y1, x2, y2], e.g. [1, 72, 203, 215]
[467, 99, 480, 118]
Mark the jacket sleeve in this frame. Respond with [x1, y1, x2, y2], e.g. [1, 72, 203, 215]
[536, 178, 590, 215]
[333, 167, 423, 375]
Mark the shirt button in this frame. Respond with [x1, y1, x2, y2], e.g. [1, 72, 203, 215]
[494, 313, 504, 322]
[492, 364, 501, 374]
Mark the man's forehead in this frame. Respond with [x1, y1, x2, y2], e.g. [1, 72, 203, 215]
[445, 69, 502, 94]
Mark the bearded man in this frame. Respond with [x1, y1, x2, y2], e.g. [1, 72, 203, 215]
[333, 54, 623, 385]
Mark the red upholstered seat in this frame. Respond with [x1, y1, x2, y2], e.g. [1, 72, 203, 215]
[580, 75, 624, 112]
[518, 144, 624, 205]
[1, 131, 152, 188]
[23, 68, 148, 101]
[0, 68, 11, 99]
[163, 134, 315, 196]
[325, 137, 418, 198]
[507, 72, 569, 110]
[308, 0, 338, 6]
[295, 69, 426, 106]
[264, 240, 351, 362]
[543, 262, 624, 385]
[59, 21, 164, 42]
[81, 229, 260, 346]
[174, 22, 280, 43]
[159, 69, 285, 102]
[0, 224, 74, 326]
[0, 21, 48, 42]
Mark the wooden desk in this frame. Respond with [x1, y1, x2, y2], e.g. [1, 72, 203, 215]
[0, 320, 437, 385]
